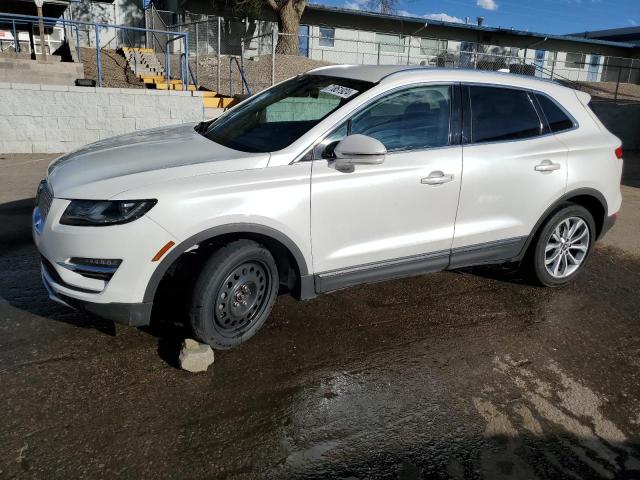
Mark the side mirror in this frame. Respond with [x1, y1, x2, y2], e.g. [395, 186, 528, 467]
[333, 134, 386, 170]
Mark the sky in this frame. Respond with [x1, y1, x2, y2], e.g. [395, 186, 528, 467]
[315, 0, 640, 35]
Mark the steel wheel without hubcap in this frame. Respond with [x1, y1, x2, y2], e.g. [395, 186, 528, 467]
[544, 216, 590, 279]
[214, 260, 271, 336]
[190, 239, 279, 349]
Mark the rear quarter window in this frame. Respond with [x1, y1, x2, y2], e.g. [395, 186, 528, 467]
[534, 93, 575, 133]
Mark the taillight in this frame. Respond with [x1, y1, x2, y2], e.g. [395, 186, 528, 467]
[615, 146, 623, 159]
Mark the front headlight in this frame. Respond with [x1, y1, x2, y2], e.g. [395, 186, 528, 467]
[60, 200, 157, 226]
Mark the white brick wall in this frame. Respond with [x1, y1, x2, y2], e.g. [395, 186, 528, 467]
[0, 83, 210, 154]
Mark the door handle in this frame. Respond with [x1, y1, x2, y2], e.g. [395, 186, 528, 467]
[421, 171, 454, 185]
[534, 160, 561, 172]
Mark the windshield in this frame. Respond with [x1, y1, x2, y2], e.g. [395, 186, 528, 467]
[199, 74, 374, 153]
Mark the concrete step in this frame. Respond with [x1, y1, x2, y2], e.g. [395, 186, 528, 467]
[140, 75, 166, 83]
[154, 83, 193, 91]
[203, 97, 235, 108]
[0, 57, 84, 86]
[121, 48, 166, 79]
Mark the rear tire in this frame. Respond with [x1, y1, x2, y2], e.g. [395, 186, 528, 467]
[525, 204, 595, 287]
[189, 239, 279, 349]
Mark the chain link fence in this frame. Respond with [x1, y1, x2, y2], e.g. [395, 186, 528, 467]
[144, 9, 640, 102]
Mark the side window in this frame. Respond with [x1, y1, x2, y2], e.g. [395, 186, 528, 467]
[469, 86, 542, 143]
[534, 93, 575, 133]
[350, 86, 451, 152]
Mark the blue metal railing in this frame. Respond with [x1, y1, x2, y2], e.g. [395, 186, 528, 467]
[0, 12, 190, 90]
[229, 56, 252, 97]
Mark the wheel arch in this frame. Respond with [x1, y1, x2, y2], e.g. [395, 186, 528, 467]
[519, 188, 608, 261]
[143, 224, 311, 303]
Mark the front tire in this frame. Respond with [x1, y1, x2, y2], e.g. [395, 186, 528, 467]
[526, 204, 595, 287]
[189, 239, 279, 349]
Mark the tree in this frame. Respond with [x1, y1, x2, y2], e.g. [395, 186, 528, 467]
[224, 0, 307, 54]
[265, 0, 307, 54]
[366, 0, 398, 14]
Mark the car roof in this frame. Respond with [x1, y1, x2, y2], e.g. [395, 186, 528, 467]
[308, 64, 568, 92]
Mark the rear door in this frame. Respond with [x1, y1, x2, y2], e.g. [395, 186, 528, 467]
[451, 85, 568, 267]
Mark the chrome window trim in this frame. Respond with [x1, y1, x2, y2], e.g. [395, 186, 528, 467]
[291, 81, 458, 164]
[526, 90, 546, 135]
[462, 82, 580, 147]
[292, 79, 581, 162]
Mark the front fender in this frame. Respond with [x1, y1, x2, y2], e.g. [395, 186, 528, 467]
[142, 222, 310, 303]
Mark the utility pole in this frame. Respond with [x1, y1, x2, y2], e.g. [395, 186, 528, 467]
[34, 0, 47, 61]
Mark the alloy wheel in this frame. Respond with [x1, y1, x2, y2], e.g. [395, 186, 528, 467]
[544, 216, 590, 279]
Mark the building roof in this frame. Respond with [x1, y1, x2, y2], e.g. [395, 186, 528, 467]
[567, 26, 640, 45]
[305, 3, 638, 50]
[569, 26, 640, 38]
[0, 0, 72, 27]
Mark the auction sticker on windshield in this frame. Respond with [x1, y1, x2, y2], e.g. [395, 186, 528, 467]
[320, 84, 359, 99]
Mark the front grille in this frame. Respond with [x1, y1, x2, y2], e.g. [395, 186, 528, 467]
[36, 181, 54, 221]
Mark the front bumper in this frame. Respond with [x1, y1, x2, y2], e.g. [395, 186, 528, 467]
[41, 259, 153, 326]
[34, 196, 176, 326]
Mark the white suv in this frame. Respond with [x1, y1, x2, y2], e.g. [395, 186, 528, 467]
[33, 66, 623, 349]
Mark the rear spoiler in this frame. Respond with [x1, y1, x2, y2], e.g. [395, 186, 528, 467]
[574, 89, 611, 133]
[575, 90, 592, 105]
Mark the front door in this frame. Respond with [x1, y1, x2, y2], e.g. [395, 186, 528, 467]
[298, 25, 309, 58]
[451, 85, 568, 266]
[310, 85, 463, 287]
[534, 49, 546, 77]
[587, 54, 601, 82]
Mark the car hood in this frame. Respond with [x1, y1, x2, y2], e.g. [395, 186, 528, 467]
[47, 123, 270, 199]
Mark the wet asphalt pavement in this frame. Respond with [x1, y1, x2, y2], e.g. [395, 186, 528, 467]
[1, 155, 640, 479]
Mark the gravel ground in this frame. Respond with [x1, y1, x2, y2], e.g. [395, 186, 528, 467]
[0, 152, 639, 479]
[80, 47, 144, 89]
[573, 81, 640, 103]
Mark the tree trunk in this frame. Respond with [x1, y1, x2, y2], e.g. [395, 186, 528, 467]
[275, 1, 303, 55]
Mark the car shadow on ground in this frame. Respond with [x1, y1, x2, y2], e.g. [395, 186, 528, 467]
[0, 197, 189, 351]
[455, 262, 530, 285]
[0, 197, 36, 252]
[622, 152, 640, 188]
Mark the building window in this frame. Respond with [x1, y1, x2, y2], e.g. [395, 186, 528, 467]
[377, 33, 404, 53]
[420, 38, 447, 55]
[565, 52, 586, 69]
[319, 27, 335, 47]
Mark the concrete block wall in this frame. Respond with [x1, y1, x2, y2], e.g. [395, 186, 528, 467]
[0, 83, 209, 154]
[591, 102, 640, 150]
